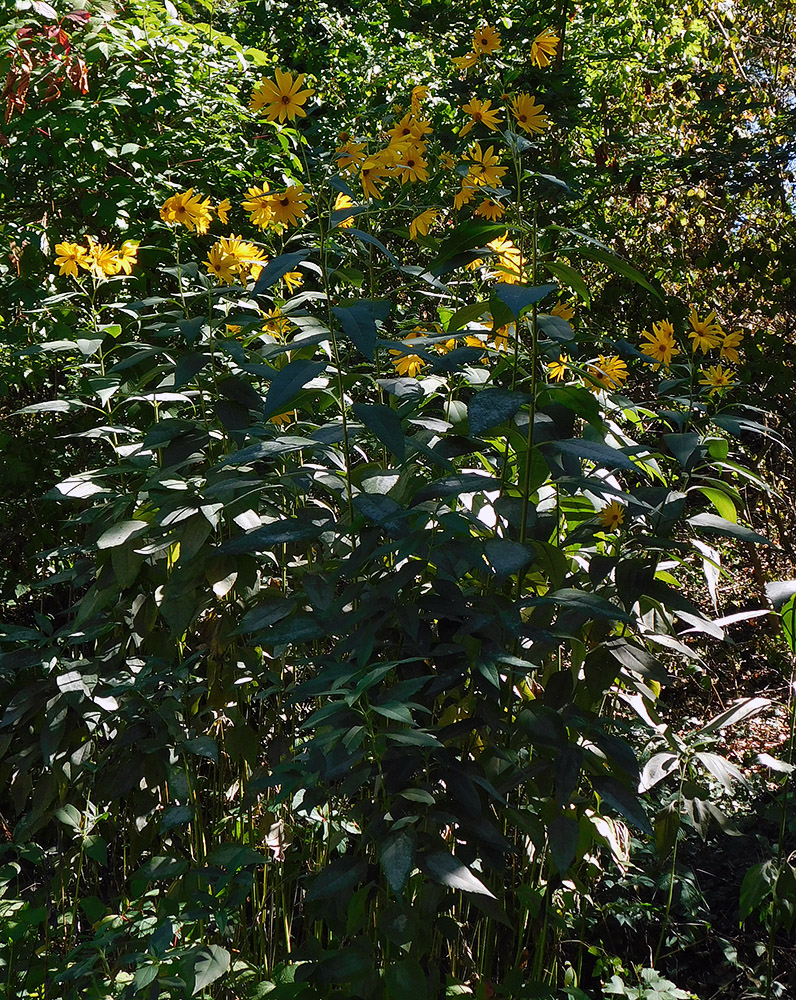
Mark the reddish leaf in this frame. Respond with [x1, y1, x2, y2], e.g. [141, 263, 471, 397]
[31, 1, 58, 18]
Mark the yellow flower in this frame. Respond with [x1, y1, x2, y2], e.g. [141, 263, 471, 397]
[251, 69, 314, 123]
[551, 301, 575, 321]
[547, 353, 570, 381]
[466, 143, 508, 187]
[269, 411, 296, 426]
[438, 151, 457, 170]
[115, 241, 139, 275]
[268, 183, 310, 228]
[336, 139, 368, 173]
[54, 241, 89, 278]
[360, 155, 390, 199]
[720, 329, 743, 363]
[531, 28, 560, 68]
[215, 197, 231, 225]
[454, 178, 479, 210]
[160, 188, 213, 234]
[491, 323, 513, 351]
[262, 307, 293, 339]
[241, 184, 273, 229]
[459, 97, 502, 137]
[396, 144, 429, 184]
[699, 364, 735, 396]
[587, 354, 629, 392]
[453, 51, 480, 70]
[488, 235, 523, 283]
[410, 208, 437, 239]
[389, 329, 427, 377]
[510, 94, 548, 135]
[85, 235, 121, 277]
[205, 244, 237, 284]
[332, 192, 355, 228]
[475, 198, 505, 220]
[219, 235, 267, 281]
[411, 85, 429, 116]
[598, 500, 625, 531]
[282, 270, 303, 295]
[687, 307, 723, 353]
[639, 319, 680, 367]
[387, 113, 419, 145]
[473, 24, 501, 55]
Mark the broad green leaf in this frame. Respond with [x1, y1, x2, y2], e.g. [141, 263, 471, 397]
[252, 251, 308, 293]
[546, 438, 634, 470]
[333, 300, 390, 360]
[739, 861, 776, 922]
[492, 282, 557, 317]
[385, 959, 427, 999]
[423, 851, 495, 897]
[411, 473, 500, 504]
[191, 945, 230, 994]
[352, 402, 405, 459]
[548, 814, 579, 873]
[483, 539, 534, 578]
[693, 485, 737, 522]
[221, 518, 330, 552]
[565, 246, 662, 299]
[593, 777, 652, 834]
[686, 512, 771, 546]
[430, 221, 507, 274]
[543, 260, 590, 303]
[468, 387, 530, 435]
[306, 857, 368, 902]
[95, 520, 148, 550]
[380, 829, 415, 894]
[263, 359, 328, 419]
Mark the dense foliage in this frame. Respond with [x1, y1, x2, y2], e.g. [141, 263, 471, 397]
[1, 1, 795, 998]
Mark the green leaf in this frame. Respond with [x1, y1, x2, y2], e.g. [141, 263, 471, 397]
[352, 402, 405, 459]
[483, 539, 535, 578]
[385, 959, 427, 999]
[468, 387, 530, 435]
[782, 595, 796, 655]
[546, 438, 635, 470]
[492, 282, 557, 318]
[686, 513, 771, 546]
[430, 221, 507, 274]
[693, 485, 737, 522]
[548, 814, 579, 873]
[333, 300, 390, 360]
[252, 251, 308, 293]
[543, 261, 590, 303]
[740, 861, 776, 922]
[446, 300, 490, 331]
[565, 246, 662, 299]
[380, 829, 416, 894]
[411, 473, 501, 504]
[594, 778, 652, 835]
[423, 852, 495, 897]
[191, 945, 230, 994]
[96, 520, 148, 550]
[532, 588, 634, 623]
[262, 359, 328, 419]
[220, 518, 330, 552]
[306, 857, 368, 902]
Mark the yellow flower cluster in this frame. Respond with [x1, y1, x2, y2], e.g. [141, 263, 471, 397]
[241, 182, 311, 231]
[204, 235, 267, 285]
[160, 189, 230, 235]
[54, 237, 138, 279]
[639, 308, 742, 395]
[452, 25, 559, 72]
